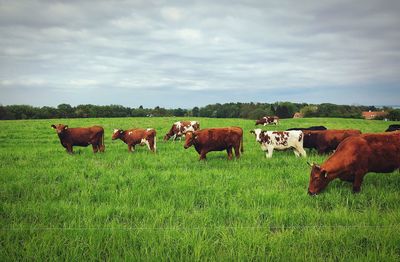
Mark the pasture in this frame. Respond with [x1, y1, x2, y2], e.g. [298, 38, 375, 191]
[1, 117, 399, 261]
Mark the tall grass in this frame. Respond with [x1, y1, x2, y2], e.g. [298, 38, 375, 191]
[1, 117, 399, 260]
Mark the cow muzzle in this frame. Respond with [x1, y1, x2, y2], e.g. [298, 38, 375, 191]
[307, 189, 317, 196]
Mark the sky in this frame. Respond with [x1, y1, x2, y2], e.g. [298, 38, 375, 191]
[0, 0, 399, 108]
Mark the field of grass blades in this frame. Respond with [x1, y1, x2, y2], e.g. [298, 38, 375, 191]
[1, 117, 399, 260]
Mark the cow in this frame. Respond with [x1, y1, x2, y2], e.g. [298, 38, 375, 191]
[112, 128, 156, 152]
[308, 132, 400, 195]
[250, 129, 306, 158]
[183, 127, 243, 160]
[164, 121, 200, 141]
[51, 124, 105, 154]
[255, 116, 279, 126]
[302, 129, 361, 154]
[385, 124, 400, 132]
[286, 126, 327, 131]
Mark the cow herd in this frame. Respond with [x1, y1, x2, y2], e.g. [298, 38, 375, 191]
[51, 120, 400, 195]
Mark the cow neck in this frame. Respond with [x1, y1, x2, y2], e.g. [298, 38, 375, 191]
[120, 131, 129, 142]
[321, 157, 342, 179]
[58, 129, 70, 139]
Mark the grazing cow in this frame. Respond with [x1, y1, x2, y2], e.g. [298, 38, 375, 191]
[308, 132, 400, 195]
[255, 116, 279, 126]
[51, 124, 105, 154]
[164, 121, 200, 141]
[250, 129, 306, 158]
[184, 127, 243, 160]
[302, 129, 361, 154]
[287, 126, 327, 131]
[112, 128, 156, 152]
[385, 124, 400, 132]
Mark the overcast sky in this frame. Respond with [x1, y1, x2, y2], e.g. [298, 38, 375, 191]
[1, 0, 399, 108]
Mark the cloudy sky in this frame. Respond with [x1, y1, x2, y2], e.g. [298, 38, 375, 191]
[1, 0, 399, 108]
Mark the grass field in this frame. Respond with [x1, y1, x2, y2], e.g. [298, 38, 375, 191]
[1, 117, 399, 261]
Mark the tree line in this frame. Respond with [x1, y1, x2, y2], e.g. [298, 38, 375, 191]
[0, 102, 399, 121]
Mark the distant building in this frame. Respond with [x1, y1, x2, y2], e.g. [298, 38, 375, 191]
[362, 110, 388, 120]
[293, 112, 304, 118]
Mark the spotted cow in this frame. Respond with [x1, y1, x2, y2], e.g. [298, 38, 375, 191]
[255, 116, 279, 126]
[164, 121, 200, 141]
[112, 128, 156, 152]
[251, 129, 306, 158]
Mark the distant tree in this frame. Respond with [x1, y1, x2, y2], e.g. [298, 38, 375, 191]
[387, 109, 400, 121]
[275, 102, 297, 118]
[57, 104, 74, 118]
[173, 108, 185, 117]
[0, 105, 15, 120]
[300, 105, 318, 117]
[192, 107, 200, 117]
[248, 108, 268, 119]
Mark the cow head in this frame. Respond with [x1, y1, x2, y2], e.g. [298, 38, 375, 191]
[51, 124, 68, 135]
[184, 131, 197, 149]
[250, 129, 264, 143]
[112, 129, 124, 140]
[308, 162, 330, 196]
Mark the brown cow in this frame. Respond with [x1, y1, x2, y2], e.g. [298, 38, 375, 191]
[184, 127, 243, 160]
[164, 121, 200, 141]
[51, 124, 105, 154]
[112, 128, 156, 152]
[308, 132, 400, 195]
[255, 116, 279, 126]
[303, 129, 361, 154]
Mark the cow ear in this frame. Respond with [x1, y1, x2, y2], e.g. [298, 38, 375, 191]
[307, 161, 313, 167]
[64, 125, 68, 130]
[51, 124, 56, 129]
[311, 163, 321, 170]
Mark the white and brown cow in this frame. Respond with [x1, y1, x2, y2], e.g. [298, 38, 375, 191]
[164, 121, 200, 141]
[112, 128, 156, 152]
[250, 129, 306, 158]
[255, 116, 279, 126]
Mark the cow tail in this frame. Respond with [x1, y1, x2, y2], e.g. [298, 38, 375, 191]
[240, 133, 244, 153]
[101, 129, 105, 152]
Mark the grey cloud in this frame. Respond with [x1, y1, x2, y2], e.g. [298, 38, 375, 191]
[0, 0, 399, 107]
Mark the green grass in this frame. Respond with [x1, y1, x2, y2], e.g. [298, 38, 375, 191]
[1, 117, 400, 261]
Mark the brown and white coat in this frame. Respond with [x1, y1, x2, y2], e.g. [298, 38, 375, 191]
[112, 128, 156, 152]
[251, 129, 306, 158]
[164, 121, 200, 141]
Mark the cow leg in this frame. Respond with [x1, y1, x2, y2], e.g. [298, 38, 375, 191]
[352, 172, 365, 193]
[317, 147, 326, 154]
[149, 139, 156, 153]
[226, 147, 233, 160]
[199, 150, 207, 160]
[265, 147, 273, 158]
[66, 145, 73, 154]
[92, 144, 99, 153]
[293, 149, 300, 157]
[128, 144, 134, 152]
[296, 146, 307, 157]
[234, 144, 241, 159]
